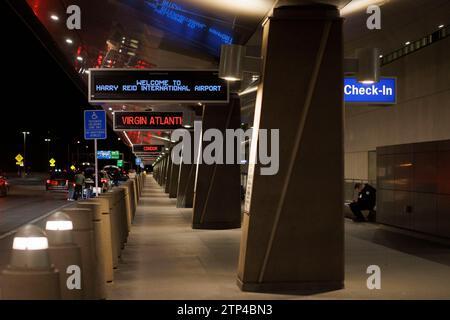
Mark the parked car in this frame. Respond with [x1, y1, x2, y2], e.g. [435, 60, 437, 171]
[46, 171, 75, 191]
[0, 176, 9, 197]
[85, 169, 112, 193]
[103, 165, 128, 184]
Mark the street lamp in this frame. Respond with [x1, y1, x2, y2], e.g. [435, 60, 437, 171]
[44, 138, 51, 165]
[22, 131, 30, 176]
[76, 140, 81, 164]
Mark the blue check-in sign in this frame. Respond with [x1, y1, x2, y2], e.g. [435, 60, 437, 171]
[344, 77, 396, 104]
[84, 110, 107, 140]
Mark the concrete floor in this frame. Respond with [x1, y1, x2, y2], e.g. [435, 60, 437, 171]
[107, 176, 450, 300]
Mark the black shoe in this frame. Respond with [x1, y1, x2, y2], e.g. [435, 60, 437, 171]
[352, 217, 366, 223]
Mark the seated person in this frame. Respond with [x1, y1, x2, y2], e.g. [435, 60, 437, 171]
[349, 183, 376, 222]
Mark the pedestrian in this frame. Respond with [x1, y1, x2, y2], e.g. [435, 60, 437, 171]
[73, 170, 85, 201]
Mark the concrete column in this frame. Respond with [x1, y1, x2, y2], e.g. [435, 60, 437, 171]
[176, 131, 196, 208]
[237, 4, 344, 293]
[157, 159, 163, 186]
[192, 96, 242, 229]
[168, 159, 179, 199]
[162, 156, 168, 187]
[157, 160, 163, 185]
[158, 157, 164, 186]
[164, 150, 173, 194]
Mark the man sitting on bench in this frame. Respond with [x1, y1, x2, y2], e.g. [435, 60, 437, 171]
[349, 183, 376, 222]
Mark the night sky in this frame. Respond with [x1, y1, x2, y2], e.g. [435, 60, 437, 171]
[0, 1, 131, 173]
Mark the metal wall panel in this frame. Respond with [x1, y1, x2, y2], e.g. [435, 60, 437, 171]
[377, 189, 395, 225]
[414, 151, 438, 193]
[437, 195, 450, 237]
[376, 139, 450, 238]
[437, 150, 450, 195]
[377, 154, 395, 190]
[412, 192, 437, 234]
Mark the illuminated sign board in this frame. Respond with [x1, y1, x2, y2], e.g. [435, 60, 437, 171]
[97, 151, 111, 160]
[97, 150, 120, 160]
[344, 77, 396, 104]
[84, 110, 107, 140]
[134, 154, 160, 159]
[89, 69, 229, 103]
[111, 151, 120, 160]
[113, 111, 183, 131]
[133, 145, 163, 153]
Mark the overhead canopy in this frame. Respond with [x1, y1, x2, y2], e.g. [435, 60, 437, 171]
[18, 0, 449, 164]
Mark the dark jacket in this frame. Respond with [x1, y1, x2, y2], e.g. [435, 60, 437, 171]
[357, 184, 376, 209]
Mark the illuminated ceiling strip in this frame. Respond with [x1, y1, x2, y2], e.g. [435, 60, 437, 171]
[238, 86, 258, 96]
[123, 131, 133, 146]
[340, 0, 387, 16]
[153, 135, 172, 143]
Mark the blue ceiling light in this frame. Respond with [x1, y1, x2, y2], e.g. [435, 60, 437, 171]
[143, 0, 234, 56]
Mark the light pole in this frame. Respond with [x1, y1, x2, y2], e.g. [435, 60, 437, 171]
[22, 131, 30, 176]
[76, 140, 80, 164]
[44, 138, 51, 167]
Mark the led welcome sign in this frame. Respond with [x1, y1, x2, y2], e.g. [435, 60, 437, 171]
[89, 69, 229, 103]
[344, 77, 396, 104]
[114, 111, 184, 131]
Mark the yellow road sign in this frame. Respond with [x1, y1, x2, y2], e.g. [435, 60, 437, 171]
[15, 154, 23, 162]
[49, 158, 56, 167]
[16, 161, 23, 166]
[70, 165, 76, 171]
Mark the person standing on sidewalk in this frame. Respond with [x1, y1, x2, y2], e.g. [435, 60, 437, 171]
[73, 170, 85, 201]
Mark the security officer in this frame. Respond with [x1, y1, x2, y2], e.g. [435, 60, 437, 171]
[349, 183, 376, 222]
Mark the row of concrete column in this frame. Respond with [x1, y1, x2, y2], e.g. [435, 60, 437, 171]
[153, 3, 344, 294]
[152, 94, 242, 230]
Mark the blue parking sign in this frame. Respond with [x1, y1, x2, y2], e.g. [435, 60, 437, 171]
[84, 110, 107, 140]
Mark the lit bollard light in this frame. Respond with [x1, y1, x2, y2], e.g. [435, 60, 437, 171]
[61, 207, 97, 300]
[45, 212, 84, 300]
[77, 200, 107, 299]
[1, 225, 60, 300]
